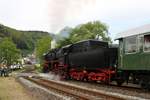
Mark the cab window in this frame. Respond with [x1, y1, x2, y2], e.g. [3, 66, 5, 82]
[144, 35, 150, 52]
[125, 36, 137, 54]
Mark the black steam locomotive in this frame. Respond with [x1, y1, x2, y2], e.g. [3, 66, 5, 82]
[43, 39, 118, 84]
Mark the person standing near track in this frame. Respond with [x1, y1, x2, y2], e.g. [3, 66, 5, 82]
[0, 67, 5, 76]
[0, 67, 2, 76]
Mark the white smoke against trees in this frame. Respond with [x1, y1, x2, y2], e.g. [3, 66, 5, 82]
[48, 0, 97, 33]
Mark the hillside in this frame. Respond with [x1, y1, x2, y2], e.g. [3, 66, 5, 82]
[0, 24, 52, 56]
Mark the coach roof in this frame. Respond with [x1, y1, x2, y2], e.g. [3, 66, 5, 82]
[115, 24, 150, 40]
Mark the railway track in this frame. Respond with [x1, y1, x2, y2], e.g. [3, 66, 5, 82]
[71, 80, 142, 92]
[23, 76, 126, 100]
[66, 80, 150, 99]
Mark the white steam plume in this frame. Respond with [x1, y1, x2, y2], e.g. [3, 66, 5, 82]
[48, 0, 96, 33]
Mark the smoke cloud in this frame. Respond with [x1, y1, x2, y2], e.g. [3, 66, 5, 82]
[39, 72, 61, 81]
[48, 0, 96, 33]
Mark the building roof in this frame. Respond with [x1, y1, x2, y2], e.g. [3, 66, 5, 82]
[115, 24, 150, 39]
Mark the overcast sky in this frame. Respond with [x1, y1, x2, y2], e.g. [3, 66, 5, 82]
[0, 0, 150, 40]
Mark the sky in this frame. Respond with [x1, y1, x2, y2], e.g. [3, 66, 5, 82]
[0, 0, 150, 40]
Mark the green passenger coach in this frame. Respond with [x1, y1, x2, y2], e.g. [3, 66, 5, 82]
[115, 24, 150, 88]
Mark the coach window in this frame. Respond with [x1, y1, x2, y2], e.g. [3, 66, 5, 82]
[137, 35, 144, 52]
[144, 35, 150, 52]
[125, 36, 137, 54]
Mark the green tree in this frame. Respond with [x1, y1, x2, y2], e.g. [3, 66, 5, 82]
[35, 36, 51, 64]
[57, 21, 111, 48]
[0, 38, 21, 66]
[0, 24, 52, 56]
[70, 21, 111, 42]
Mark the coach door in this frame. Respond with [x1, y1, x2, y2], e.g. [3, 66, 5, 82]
[119, 39, 123, 68]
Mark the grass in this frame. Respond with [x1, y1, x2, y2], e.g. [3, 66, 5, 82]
[0, 77, 36, 100]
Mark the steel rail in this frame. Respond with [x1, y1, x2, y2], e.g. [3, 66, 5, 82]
[24, 76, 125, 100]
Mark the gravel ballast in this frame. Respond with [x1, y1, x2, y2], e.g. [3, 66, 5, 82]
[17, 77, 71, 100]
[38, 73, 150, 100]
[17, 72, 150, 100]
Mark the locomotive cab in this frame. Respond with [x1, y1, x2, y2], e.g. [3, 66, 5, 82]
[56, 44, 72, 65]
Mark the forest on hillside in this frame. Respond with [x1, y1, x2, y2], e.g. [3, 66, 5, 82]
[0, 24, 52, 56]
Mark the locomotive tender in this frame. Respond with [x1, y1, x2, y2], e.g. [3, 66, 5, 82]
[43, 24, 150, 89]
